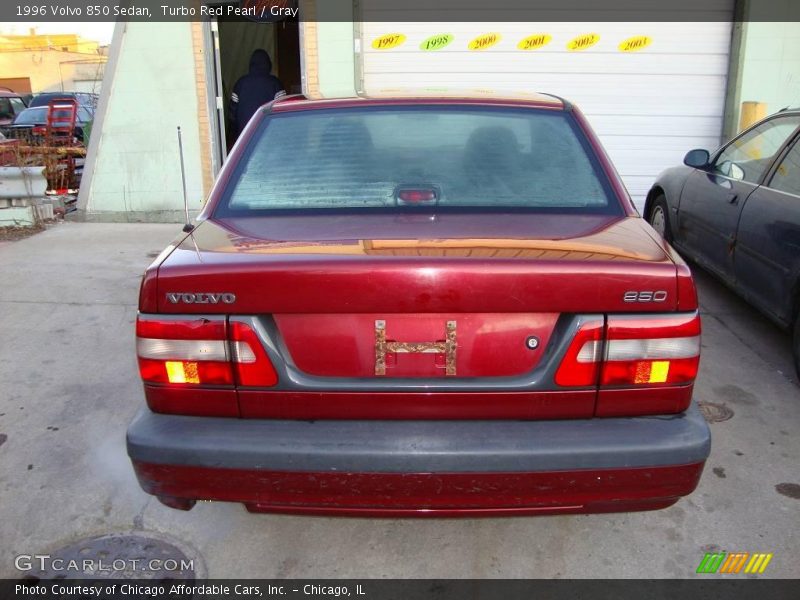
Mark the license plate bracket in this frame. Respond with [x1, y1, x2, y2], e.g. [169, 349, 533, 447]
[375, 320, 457, 376]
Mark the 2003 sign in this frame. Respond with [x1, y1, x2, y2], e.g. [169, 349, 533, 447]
[619, 35, 652, 52]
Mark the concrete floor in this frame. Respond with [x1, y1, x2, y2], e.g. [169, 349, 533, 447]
[0, 222, 798, 579]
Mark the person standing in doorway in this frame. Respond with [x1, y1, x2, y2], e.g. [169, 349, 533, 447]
[229, 49, 285, 138]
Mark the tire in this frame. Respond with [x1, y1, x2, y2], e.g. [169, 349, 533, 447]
[793, 314, 800, 380]
[647, 195, 672, 243]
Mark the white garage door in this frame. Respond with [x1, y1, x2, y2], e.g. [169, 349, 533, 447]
[359, 16, 734, 209]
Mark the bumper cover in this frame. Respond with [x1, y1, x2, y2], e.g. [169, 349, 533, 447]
[127, 403, 710, 516]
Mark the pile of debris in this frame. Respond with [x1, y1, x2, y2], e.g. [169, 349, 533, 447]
[0, 99, 87, 227]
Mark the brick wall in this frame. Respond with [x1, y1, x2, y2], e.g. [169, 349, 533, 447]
[190, 21, 214, 199]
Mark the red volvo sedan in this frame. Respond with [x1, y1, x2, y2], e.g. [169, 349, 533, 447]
[127, 92, 709, 516]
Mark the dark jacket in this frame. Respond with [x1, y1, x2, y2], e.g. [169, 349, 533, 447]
[229, 50, 284, 136]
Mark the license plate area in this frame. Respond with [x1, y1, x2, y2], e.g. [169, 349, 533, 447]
[272, 313, 557, 378]
[375, 319, 457, 376]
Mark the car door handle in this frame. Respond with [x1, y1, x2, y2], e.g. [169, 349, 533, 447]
[726, 193, 738, 204]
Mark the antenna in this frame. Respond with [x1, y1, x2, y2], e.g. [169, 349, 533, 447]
[177, 126, 194, 233]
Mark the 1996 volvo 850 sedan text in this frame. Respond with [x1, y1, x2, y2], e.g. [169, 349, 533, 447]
[126, 92, 710, 516]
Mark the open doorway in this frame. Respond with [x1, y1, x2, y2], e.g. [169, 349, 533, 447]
[207, 12, 301, 164]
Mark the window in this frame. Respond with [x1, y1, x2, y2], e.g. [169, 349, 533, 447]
[9, 98, 26, 115]
[13, 108, 47, 125]
[219, 106, 618, 215]
[768, 141, 800, 197]
[714, 116, 800, 183]
[0, 98, 12, 119]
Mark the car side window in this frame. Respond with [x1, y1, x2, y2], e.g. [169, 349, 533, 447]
[768, 140, 800, 197]
[714, 116, 800, 184]
[0, 98, 12, 119]
[9, 97, 26, 115]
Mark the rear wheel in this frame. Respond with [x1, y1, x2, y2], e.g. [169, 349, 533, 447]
[648, 195, 672, 242]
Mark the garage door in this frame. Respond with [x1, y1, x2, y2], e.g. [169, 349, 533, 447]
[359, 15, 734, 209]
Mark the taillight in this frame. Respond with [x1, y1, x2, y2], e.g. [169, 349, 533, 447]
[554, 317, 604, 387]
[230, 321, 278, 387]
[601, 314, 700, 387]
[136, 317, 233, 385]
[136, 316, 278, 416]
[556, 313, 701, 416]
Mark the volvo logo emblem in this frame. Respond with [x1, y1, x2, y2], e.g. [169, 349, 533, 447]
[166, 293, 236, 305]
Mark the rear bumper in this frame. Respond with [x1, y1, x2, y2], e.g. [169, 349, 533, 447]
[127, 403, 710, 517]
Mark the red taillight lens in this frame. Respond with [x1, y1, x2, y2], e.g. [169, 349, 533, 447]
[136, 317, 233, 385]
[602, 314, 700, 386]
[554, 318, 604, 387]
[136, 316, 278, 389]
[556, 313, 701, 388]
[138, 358, 233, 385]
[230, 321, 278, 387]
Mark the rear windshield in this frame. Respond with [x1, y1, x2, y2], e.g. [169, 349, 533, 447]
[217, 106, 619, 215]
[13, 107, 47, 125]
[29, 93, 96, 108]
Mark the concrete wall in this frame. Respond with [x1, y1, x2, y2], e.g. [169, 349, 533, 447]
[728, 13, 800, 136]
[301, 0, 357, 98]
[316, 22, 357, 97]
[78, 22, 204, 222]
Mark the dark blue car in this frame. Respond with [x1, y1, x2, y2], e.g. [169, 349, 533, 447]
[645, 109, 800, 377]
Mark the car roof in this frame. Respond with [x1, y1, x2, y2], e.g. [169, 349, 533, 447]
[12, 105, 91, 122]
[270, 90, 567, 114]
[28, 92, 97, 106]
[0, 91, 22, 97]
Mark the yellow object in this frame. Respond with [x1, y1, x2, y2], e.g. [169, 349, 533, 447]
[567, 33, 599, 51]
[744, 553, 774, 574]
[619, 36, 652, 52]
[371, 34, 406, 50]
[518, 34, 552, 51]
[739, 101, 767, 132]
[649, 361, 670, 383]
[166, 361, 200, 384]
[468, 33, 501, 51]
[0, 33, 99, 53]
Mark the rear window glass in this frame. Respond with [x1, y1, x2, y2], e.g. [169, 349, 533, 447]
[13, 108, 47, 125]
[218, 106, 619, 215]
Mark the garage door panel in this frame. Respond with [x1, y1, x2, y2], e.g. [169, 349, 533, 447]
[623, 177, 662, 201]
[605, 147, 712, 170]
[363, 52, 730, 77]
[361, 22, 734, 55]
[360, 17, 734, 209]
[363, 73, 727, 108]
[589, 115, 724, 137]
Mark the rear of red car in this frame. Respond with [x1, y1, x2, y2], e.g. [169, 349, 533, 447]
[127, 95, 709, 516]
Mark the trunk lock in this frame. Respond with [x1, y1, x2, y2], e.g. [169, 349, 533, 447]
[375, 320, 457, 376]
